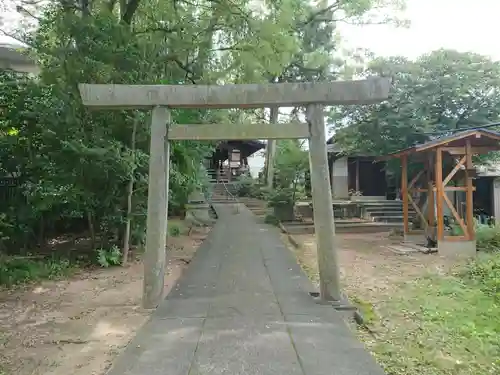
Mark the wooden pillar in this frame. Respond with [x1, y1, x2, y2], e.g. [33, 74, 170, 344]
[465, 140, 475, 240]
[355, 159, 360, 193]
[435, 148, 444, 240]
[306, 104, 341, 302]
[143, 106, 170, 309]
[401, 155, 409, 235]
[427, 154, 435, 228]
[266, 107, 279, 189]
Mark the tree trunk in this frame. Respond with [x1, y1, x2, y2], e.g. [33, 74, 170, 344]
[87, 211, 96, 250]
[122, 116, 138, 266]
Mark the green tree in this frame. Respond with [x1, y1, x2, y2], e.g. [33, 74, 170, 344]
[274, 139, 309, 192]
[330, 49, 500, 157]
[0, 0, 408, 260]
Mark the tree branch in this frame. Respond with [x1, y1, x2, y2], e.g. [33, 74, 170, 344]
[0, 28, 28, 46]
[121, 0, 141, 25]
[301, 3, 340, 26]
[107, 0, 118, 12]
[134, 26, 182, 35]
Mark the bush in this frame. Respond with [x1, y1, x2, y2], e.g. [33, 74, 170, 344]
[235, 175, 255, 197]
[264, 214, 280, 226]
[267, 188, 295, 208]
[234, 176, 270, 200]
[476, 223, 500, 252]
[0, 256, 73, 286]
[462, 253, 500, 301]
[168, 222, 183, 237]
[96, 245, 122, 268]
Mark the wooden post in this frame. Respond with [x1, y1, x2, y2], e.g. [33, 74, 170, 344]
[435, 148, 444, 240]
[355, 159, 360, 193]
[307, 104, 341, 302]
[401, 155, 409, 235]
[165, 129, 171, 223]
[427, 154, 435, 228]
[266, 107, 279, 189]
[143, 106, 170, 309]
[465, 140, 475, 240]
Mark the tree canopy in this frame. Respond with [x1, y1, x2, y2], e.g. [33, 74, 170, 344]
[330, 49, 500, 157]
[0, 0, 406, 258]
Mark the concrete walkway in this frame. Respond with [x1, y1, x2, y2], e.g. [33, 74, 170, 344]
[108, 204, 385, 375]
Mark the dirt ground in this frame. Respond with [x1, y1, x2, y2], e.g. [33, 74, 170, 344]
[0, 227, 211, 375]
[288, 232, 461, 306]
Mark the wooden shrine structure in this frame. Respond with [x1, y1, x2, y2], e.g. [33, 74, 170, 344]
[208, 140, 265, 181]
[78, 78, 391, 308]
[381, 129, 500, 254]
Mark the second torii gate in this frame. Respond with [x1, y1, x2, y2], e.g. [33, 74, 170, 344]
[79, 78, 391, 308]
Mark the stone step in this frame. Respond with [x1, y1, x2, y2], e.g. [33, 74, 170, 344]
[211, 200, 237, 204]
[350, 196, 387, 202]
[336, 222, 402, 233]
[360, 201, 404, 207]
[367, 210, 416, 216]
[364, 206, 415, 213]
[372, 215, 405, 223]
[282, 221, 402, 234]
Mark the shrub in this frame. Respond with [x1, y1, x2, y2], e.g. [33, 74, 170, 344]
[267, 188, 295, 208]
[476, 223, 500, 252]
[462, 253, 500, 301]
[168, 222, 183, 237]
[235, 175, 255, 197]
[0, 256, 73, 286]
[96, 245, 121, 268]
[264, 213, 280, 226]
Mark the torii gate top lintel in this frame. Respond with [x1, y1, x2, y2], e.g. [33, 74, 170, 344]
[78, 77, 391, 109]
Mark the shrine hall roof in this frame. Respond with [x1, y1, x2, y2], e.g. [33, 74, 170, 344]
[379, 129, 500, 160]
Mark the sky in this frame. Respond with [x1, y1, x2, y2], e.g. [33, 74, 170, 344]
[340, 0, 500, 61]
[2, 0, 499, 176]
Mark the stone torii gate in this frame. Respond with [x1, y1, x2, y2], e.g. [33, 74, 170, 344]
[79, 79, 390, 308]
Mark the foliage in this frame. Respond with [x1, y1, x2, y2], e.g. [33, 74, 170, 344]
[463, 253, 500, 301]
[0, 0, 408, 282]
[168, 222, 182, 237]
[369, 269, 500, 375]
[475, 223, 500, 252]
[264, 213, 280, 226]
[274, 140, 309, 189]
[96, 245, 122, 268]
[331, 50, 500, 167]
[0, 256, 73, 286]
[270, 139, 309, 208]
[267, 188, 296, 208]
[234, 175, 256, 197]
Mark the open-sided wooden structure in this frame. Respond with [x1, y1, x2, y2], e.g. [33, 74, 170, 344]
[381, 129, 500, 252]
[79, 78, 390, 308]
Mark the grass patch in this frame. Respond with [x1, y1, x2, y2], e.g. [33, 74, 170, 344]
[264, 214, 280, 226]
[0, 256, 76, 287]
[350, 295, 377, 325]
[168, 219, 187, 237]
[367, 254, 500, 375]
[284, 235, 500, 375]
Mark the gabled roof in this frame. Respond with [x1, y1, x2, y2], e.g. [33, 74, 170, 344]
[379, 129, 500, 160]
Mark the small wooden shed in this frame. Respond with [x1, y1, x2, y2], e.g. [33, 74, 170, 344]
[380, 129, 500, 255]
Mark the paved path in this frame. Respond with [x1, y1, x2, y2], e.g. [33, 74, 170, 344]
[108, 204, 385, 375]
